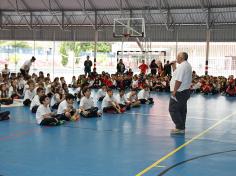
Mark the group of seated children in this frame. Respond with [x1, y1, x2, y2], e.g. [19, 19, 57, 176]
[36, 94, 79, 126]
[190, 74, 236, 96]
[35, 85, 154, 126]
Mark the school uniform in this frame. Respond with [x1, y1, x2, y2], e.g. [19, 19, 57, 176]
[80, 96, 99, 117]
[115, 94, 130, 110]
[50, 93, 61, 109]
[0, 90, 13, 105]
[36, 104, 59, 126]
[101, 94, 118, 113]
[57, 100, 74, 121]
[23, 89, 35, 106]
[137, 89, 154, 104]
[97, 89, 106, 101]
[30, 95, 41, 113]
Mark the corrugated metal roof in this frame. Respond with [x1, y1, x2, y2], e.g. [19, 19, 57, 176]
[167, 0, 201, 8]
[0, 0, 236, 28]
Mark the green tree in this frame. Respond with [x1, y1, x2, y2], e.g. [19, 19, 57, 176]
[60, 42, 68, 66]
[60, 42, 81, 66]
[0, 41, 31, 48]
[0, 41, 6, 46]
[60, 42, 112, 66]
[80, 42, 94, 51]
[97, 43, 111, 52]
[9, 54, 21, 64]
[10, 41, 31, 48]
[80, 42, 111, 52]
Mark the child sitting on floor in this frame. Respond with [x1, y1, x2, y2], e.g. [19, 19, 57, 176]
[97, 85, 107, 101]
[23, 82, 35, 106]
[226, 83, 236, 96]
[57, 93, 80, 121]
[79, 87, 101, 118]
[50, 87, 65, 109]
[102, 88, 124, 113]
[36, 95, 64, 126]
[137, 85, 154, 104]
[0, 83, 13, 105]
[115, 89, 131, 110]
[126, 88, 141, 107]
[30, 87, 45, 113]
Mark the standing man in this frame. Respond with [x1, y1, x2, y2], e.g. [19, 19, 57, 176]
[20, 56, 36, 78]
[164, 60, 172, 76]
[2, 64, 10, 79]
[169, 52, 192, 134]
[116, 59, 126, 74]
[84, 55, 92, 77]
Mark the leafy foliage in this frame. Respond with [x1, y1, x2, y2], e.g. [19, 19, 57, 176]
[59, 42, 111, 66]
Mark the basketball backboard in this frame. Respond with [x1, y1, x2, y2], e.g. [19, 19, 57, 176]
[113, 18, 145, 38]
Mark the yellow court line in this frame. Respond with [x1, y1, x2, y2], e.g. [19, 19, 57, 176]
[136, 111, 236, 176]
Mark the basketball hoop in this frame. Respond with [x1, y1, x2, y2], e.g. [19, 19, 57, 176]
[123, 33, 131, 39]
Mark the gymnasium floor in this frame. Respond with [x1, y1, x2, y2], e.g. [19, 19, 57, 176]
[1, 93, 236, 176]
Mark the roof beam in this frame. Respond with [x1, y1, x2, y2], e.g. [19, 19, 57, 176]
[41, 0, 64, 30]
[87, 0, 96, 10]
[155, 0, 173, 30]
[7, 0, 32, 30]
[0, 11, 2, 29]
[53, 0, 65, 29]
[20, 0, 31, 10]
[124, 0, 131, 9]
[200, 0, 212, 29]
[75, 0, 95, 29]
[114, 0, 123, 11]
[53, 0, 74, 28]
[1, 4, 236, 12]
[162, 0, 175, 28]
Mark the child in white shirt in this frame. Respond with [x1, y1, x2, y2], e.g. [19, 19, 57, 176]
[115, 89, 131, 110]
[126, 88, 141, 107]
[79, 87, 101, 118]
[30, 87, 45, 113]
[50, 87, 65, 109]
[97, 85, 107, 101]
[36, 95, 63, 126]
[138, 85, 154, 104]
[101, 88, 124, 113]
[23, 83, 35, 106]
[57, 94, 79, 121]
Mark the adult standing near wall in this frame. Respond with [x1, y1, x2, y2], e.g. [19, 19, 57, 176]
[116, 59, 126, 74]
[138, 60, 148, 75]
[169, 52, 192, 134]
[149, 59, 158, 75]
[84, 56, 93, 77]
[164, 60, 172, 76]
[2, 64, 10, 79]
[20, 56, 36, 78]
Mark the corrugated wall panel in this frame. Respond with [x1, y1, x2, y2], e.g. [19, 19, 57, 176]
[211, 28, 236, 42]
[177, 26, 206, 42]
[0, 25, 236, 42]
[0, 29, 12, 40]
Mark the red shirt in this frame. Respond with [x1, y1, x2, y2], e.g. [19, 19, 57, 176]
[226, 86, 236, 95]
[106, 80, 113, 87]
[139, 64, 148, 74]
